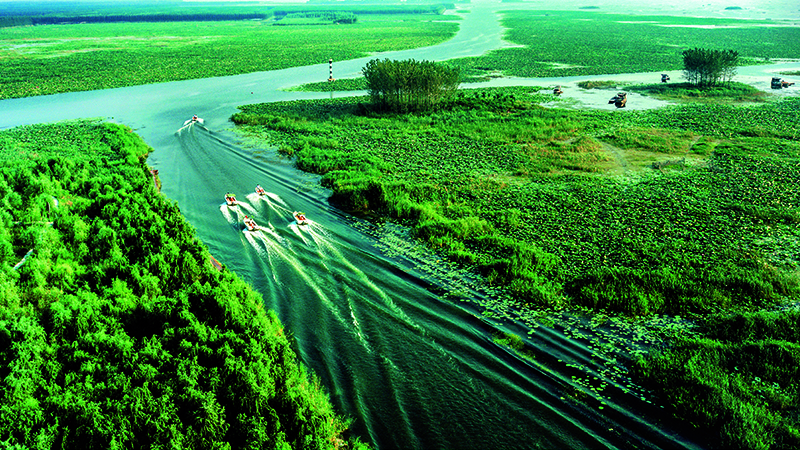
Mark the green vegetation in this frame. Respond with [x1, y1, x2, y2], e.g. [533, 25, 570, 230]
[0, 1, 272, 26]
[231, 89, 800, 447]
[0, 1, 450, 27]
[493, 332, 535, 360]
[0, 121, 364, 449]
[682, 48, 739, 87]
[362, 59, 460, 112]
[273, 4, 451, 16]
[231, 90, 800, 313]
[287, 78, 368, 92]
[576, 80, 621, 90]
[274, 12, 357, 26]
[0, 12, 457, 100]
[626, 81, 768, 103]
[451, 11, 800, 80]
[634, 310, 800, 449]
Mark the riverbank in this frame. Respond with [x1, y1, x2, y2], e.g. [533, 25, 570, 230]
[0, 120, 366, 449]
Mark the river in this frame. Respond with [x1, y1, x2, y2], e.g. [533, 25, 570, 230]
[2, 2, 799, 448]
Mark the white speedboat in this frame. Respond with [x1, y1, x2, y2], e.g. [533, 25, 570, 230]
[225, 193, 237, 206]
[293, 211, 308, 225]
[243, 215, 259, 231]
[183, 115, 204, 126]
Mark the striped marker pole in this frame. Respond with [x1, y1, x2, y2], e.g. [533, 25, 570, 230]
[328, 58, 334, 82]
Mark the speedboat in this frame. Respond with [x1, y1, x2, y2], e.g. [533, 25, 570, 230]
[183, 115, 204, 126]
[225, 193, 237, 206]
[293, 211, 308, 225]
[255, 185, 266, 196]
[243, 215, 259, 231]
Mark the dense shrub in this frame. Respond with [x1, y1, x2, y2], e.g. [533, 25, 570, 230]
[0, 121, 364, 449]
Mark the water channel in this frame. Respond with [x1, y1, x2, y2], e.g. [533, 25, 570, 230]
[2, 2, 799, 448]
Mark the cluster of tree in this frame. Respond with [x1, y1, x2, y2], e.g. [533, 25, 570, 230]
[0, 121, 364, 449]
[682, 47, 739, 87]
[276, 12, 357, 25]
[362, 58, 460, 113]
[1, 13, 270, 27]
[274, 4, 449, 16]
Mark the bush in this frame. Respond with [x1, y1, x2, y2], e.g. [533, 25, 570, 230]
[362, 58, 460, 113]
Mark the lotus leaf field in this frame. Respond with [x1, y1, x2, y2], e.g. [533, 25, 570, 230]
[0, 13, 457, 100]
[452, 10, 800, 79]
[232, 87, 800, 448]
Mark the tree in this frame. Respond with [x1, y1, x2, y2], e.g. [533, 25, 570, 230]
[362, 58, 460, 113]
[682, 48, 739, 87]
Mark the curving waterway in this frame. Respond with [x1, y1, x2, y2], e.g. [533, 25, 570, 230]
[3, 2, 799, 448]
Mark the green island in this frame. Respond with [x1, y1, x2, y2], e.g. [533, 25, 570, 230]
[0, 121, 366, 449]
[2, 2, 800, 449]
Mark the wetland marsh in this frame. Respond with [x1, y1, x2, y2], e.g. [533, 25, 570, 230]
[1, 1, 799, 448]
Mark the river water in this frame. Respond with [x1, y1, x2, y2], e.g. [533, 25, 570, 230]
[3, 2, 799, 448]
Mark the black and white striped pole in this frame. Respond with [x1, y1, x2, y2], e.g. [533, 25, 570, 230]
[328, 58, 334, 82]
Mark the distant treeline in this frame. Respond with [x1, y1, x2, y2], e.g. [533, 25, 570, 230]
[0, 3, 453, 28]
[0, 13, 271, 27]
[273, 4, 451, 17]
[275, 12, 358, 25]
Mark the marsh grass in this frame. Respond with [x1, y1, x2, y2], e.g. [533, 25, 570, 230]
[233, 89, 800, 448]
[450, 10, 800, 80]
[233, 90, 800, 314]
[0, 15, 457, 99]
[626, 82, 770, 104]
[493, 332, 536, 360]
[287, 78, 368, 92]
[577, 80, 620, 90]
[634, 310, 800, 450]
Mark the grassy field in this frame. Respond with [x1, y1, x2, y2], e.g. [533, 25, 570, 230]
[230, 86, 800, 448]
[0, 12, 457, 99]
[451, 10, 800, 80]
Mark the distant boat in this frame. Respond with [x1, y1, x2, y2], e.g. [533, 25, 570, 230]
[183, 115, 204, 126]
